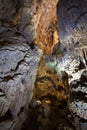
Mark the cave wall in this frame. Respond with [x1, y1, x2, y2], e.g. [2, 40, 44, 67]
[0, 0, 42, 130]
[1, 0, 87, 129]
[0, 0, 59, 130]
[35, 0, 59, 54]
[57, 0, 87, 129]
[19, 0, 59, 54]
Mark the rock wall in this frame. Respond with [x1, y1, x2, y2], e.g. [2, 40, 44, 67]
[0, 0, 42, 130]
[0, 0, 59, 129]
[35, 0, 59, 54]
[0, 0, 59, 53]
[0, 39, 42, 130]
[44, 0, 87, 129]
[57, 0, 87, 129]
[20, 0, 59, 54]
[2, 0, 87, 129]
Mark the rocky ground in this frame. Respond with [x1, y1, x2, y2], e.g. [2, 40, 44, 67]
[21, 55, 75, 130]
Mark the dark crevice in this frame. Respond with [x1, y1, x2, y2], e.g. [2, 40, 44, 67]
[80, 118, 87, 123]
[0, 109, 13, 122]
[18, 107, 24, 116]
[15, 59, 25, 71]
[82, 49, 87, 65]
[0, 73, 21, 82]
[79, 59, 86, 70]
[36, 76, 57, 88]
[0, 75, 13, 82]
[0, 89, 5, 97]
[39, 94, 57, 101]
[55, 85, 65, 92]
[70, 91, 87, 101]
[27, 41, 35, 49]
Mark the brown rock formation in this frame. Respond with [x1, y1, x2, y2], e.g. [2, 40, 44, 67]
[35, 0, 59, 54]
[19, 0, 59, 54]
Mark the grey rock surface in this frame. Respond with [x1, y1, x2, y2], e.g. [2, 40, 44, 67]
[0, 25, 42, 130]
[19, 0, 39, 44]
[0, 1, 42, 130]
[48, 0, 87, 129]
[57, 0, 87, 120]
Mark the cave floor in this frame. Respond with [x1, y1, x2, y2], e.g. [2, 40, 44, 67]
[22, 55, 75, 130]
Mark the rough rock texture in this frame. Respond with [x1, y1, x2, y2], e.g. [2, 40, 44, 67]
[0, 25, 42, 130]
[22, 56, 73, 130]
[56, 0, 87, 129]
[0, 0, 59, 53]
[44, 0, 87, 129]
[1, 0, 87, 130]
[69, 71, 87, 118]
[35, 0, 59, 54]
[0, 0, 42, 130]
[21, 0, 59, 54]
[0, 0, 59, 129]
[20, 0, 39, 45]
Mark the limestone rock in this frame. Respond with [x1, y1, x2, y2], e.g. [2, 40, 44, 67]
[15, 0, 59, 54]
[56, 0, 87, 129]
[0, 0, 43, 129]
[0, 32, 42, 130]
[35, 0, 59, 54]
